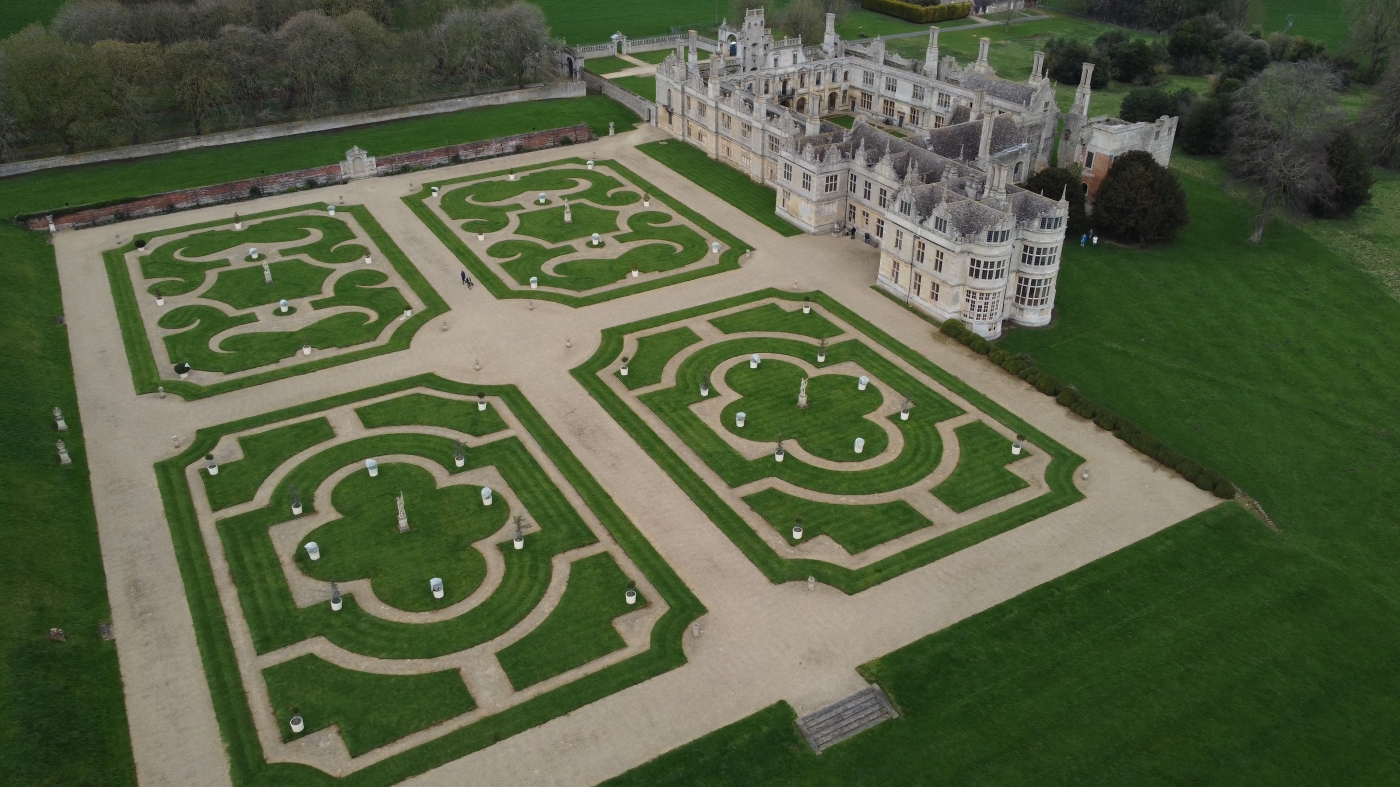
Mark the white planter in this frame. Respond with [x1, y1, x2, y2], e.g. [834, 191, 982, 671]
[1012, 443, 1022, 455]
[857, 375, 869, 391]
[480, 487, 493, 506]
[631, 269, 638, 277]
[279, 300, 288, 313]
[900, 410, 910, 421]
[625, 589, 637, 605]
[305, 542, 320, 561]
[586, 160, 595, 169]
[431, 186, 439, 196]
[234, 222, 242, 230]
[792, 525, 804, 540]
[530, 277, 538, 289]
[455, 456, 465, 468]
[302, 344, 311, 356]
[291, 502, 303, 515]
[620, 367, 628, 376]
[803, 304, 810, 313]
[401, 309, 412, 320]
[736, 412, 746, 428]
[330, 596, 342, 611]
[513, 535, 524, 550]
[327, 205, 335, 215]
[477, 400, 487, 411]
[477, 233, 485, 241]
[155, 296, 165, 307]
[430, 577, 444, 599]
[750, 354, 760, 369]
[700, 383, 709, 397]
[817, 352, 826, 364]
[643, 200, 650, 208]
[290, 716, 304, 733]
[710, 241, 720, 254]
[178, 371, 189, 379]
[775, 449, 784, 462]
[854, 437, 865, 454]
[366, 459, 378, 477]
[207, 463, 219, 476]
[363, 256, 371, 265]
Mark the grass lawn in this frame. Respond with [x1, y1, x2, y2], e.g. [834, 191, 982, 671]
[604, 504, 1400, 785]
[495, 552, 642, 690]
[710, 302, 844, 339]
[0, 96, 639, 220]
[355, 392, 509, 436]
[826, 114, 856, 129]
[720, 358, 892, 462]
[264, 654, 476, 757]
[930, 420, 1030, 513]
[534, 0, 718, 44]
[294, 462, 510, 612]
[610, 74, 657, 101]
[743, 488, 933, 553]
[1301, 168, 1400, 297]
[636, 140, 803, 237]
[836, 7, 978, 39]
[496, 210, 710, 291]
[0, 0, 62, 37]
[628, 49, 675, 64]
[1257, 0, 1348, 50]
[204, 417, 337, 511]
[584, 55, 634, 75]
[619, 326, 703, 390]
[202, 260, 333, 309]
[0, 227, 136, 786]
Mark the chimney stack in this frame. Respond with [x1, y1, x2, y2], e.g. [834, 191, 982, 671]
[924, 26, 940, 77]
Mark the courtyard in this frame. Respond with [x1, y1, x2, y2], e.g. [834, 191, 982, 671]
[54, 126, 1216, 786]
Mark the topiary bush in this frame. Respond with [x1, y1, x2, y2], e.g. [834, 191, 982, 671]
[1176, 458, 1203, 482]
[1213, 477, 1237, 498]
[1093, 150, 1191, 245]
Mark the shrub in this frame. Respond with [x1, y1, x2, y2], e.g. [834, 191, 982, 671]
[1093, 150, 1191, 245]
[988, 347, 1009, 364]
[860, 0, 972, 23]
[1213, 477, 1237, 498]
[969, 337, 990, 354]
[1093, 411, 1119, 430]
[1119, 87, 1178, 123]
[1176, 458, 1203, 481]
[1154, 445, 1184, 468]
[1308, 126, 1373, 218]
[940, 319, 965, 337]
[1035, 376, 1061, 396]
[1195, 468, 1222, 491]
[1178, 95, 1230, 155]
[1168, 15, 1227, 75]
[1046, 36, 1109, 88]
[1056, 389, 1081, 407]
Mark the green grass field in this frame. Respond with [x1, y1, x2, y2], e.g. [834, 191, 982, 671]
[743, 488, 933, 553]
[584, 55, 634, 75]
[0, 0, 62, 37]
[931, 420, 1030, 513]
[204, 418, 337, 511]
[636, 140, 803, 237]
[619, 326, 703, 390]
[628, 49, 676, 64]
[0, 96, 639, 220]
[610, 74, 658, 101]
[710, 302, 844, 339]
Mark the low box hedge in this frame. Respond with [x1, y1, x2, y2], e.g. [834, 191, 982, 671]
[861, 0, 973, 23]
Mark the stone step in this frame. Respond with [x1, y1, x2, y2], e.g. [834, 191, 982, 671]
[796, 685, 898, 754]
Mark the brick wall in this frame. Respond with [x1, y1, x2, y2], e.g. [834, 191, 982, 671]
[27, 123, 592, 232]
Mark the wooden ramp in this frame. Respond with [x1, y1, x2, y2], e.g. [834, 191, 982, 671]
[795, 685, 899, 754]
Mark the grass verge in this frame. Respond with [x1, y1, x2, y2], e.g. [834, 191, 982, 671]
[635, 140, 804, 237]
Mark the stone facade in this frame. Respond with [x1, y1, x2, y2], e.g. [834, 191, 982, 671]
[1061, 64, 1177, 198]
[653, 9, 1175, 338]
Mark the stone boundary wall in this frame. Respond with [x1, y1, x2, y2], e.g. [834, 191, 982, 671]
[583, 72, 656, 126]
[26, 123, 590, 232]
[1, 81, 585, 179]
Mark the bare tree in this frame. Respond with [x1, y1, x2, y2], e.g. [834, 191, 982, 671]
[0, 52, 26, 161]
[214, 25, 281, 125]
[52, 1, 131, 45]
[276, 10, 353, 112]
[3, 26, 112, 152]
[1347, 0, 1400, 83]
[428, 8, 486, 87]
[341, 9, 402, 106]
[484, 2, 550, 90]
[1227, 61, 1343, 243]
[166, 38, 229, 134]
[1362, 58, 1400, 167]
[93, 40, 164, 143]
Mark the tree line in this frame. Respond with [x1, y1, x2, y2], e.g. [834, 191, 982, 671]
[0, 0, 558, 160]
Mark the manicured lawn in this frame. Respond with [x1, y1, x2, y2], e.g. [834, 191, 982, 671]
[355, 392, 509, 436]
[204, 417, 337, 511]
[1301, 168, 1400, 297]
[629, 49, 675, 64]
[0, 225, 136, 786]
[721, 358, 892, 462]
[1257, 0, 1348, 50]
[201, 260, 333, 309]
[264, 654, 476, 757]
[610, 74, 657, 101]
[931, 420, 1030, 513]
[636, 140, 804, 237]
[743, 488, 933, 553]
[710, 302, 844, 339]
[836, 7, 978, 39]
[826, 114, 857, 129]
[535, 0, 717, 44]
[584, 55, 634, 75]
[605, 504, 1400, 785]
[496, 552, 642, 690]
[0, 96, 639, 220]
[619, 326, 703, 390]
[515, 203, 621, 243]
[496, 210, 710, 291]
[295, 462, 510, 612]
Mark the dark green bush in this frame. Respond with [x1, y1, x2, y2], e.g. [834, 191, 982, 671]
[1093, 411, 1118, 430]
[1213, 478, 1237, 498]
[1154, 445, 1184, 468]
[1056, 389, 1081, 407]
[970, 338, 990, 354]
[1195, 469, 1221, 491]
[940, 319, 964, 338]
[1176, 458, 1203, 481]
[861, 0, 972, 23]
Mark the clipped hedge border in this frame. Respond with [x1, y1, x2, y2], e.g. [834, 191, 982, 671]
[935, 318, 1238, 500]
[402, 157, 751, 308]
[103, 202, 449, 401]
[861, 0, 972, 24]
[153, 374, 703, 787]
[571, 289, 1086, 594]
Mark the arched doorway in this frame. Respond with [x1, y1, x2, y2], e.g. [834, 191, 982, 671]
[828, 92, 837, 110]
[796, 97, 807, 113]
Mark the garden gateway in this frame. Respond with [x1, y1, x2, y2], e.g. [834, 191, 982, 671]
[653, 8, 1177, 338]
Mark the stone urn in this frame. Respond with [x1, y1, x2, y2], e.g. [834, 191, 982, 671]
[750, 354, 760, 369]
[854, 437, 865, 454]
[530, 276, 539, 289]
[711, 241, 721, 254]
[279, 299, 288, 313]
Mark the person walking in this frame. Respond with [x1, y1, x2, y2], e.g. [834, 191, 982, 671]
[465, 275, 474, 290]
[1080, 233, 1087, 246]
[1092, 235, 1099, 247]
[460, 270, 467, 285]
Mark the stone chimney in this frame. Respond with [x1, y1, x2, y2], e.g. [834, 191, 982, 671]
[924, 26, 940, 78]
[871, 36, 886, 65]
[688, 30, 699, 74]
[971, 89, 986, 120]
[973, 37, 991, 73]
[1071, 62, 1094, 118]
[822, 12, 838, 55]
[977, 111, 994, 165]
[1030, 51, 1046, 85]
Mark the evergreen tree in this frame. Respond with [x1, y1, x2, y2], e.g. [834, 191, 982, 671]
[1309, 126, 1374, 217]
[1178, 96, 1230, 154]
[1092, 151, 1190, 245]
[1119, 87, 1176, 122]
[1024, 166, 1089, 237]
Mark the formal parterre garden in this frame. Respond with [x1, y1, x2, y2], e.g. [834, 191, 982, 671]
[103, 204, 447, 399]
[404, 158, 749, 306]
[155, 375, 701, 786]
[573, 290, 1086, 592]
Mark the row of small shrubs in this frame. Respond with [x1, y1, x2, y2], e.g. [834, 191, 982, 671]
[861, 0, 972, 23]
[939, 319, 1237, 499]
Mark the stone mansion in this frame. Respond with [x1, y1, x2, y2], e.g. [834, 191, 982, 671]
[652, 9, 1177, 338]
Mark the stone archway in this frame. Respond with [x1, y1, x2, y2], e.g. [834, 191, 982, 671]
[796, 97, 807, 113]
[828, 92, 837, 110]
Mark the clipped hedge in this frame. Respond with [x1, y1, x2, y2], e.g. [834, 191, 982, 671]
[861, 0, 973, 24]
[937, 318, 1236, 500]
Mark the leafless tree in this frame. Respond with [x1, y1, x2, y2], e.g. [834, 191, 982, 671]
[214, 25, 281, 124]
[484, 2, 551, 89]
[52, 1, 131, 45]
[93, 39, 164, 143]
[341, 9, 402, 106]
[126, 2, 194, 45]
[1227, 61, 1343, 243]
[276, 10, 353, 112]
[1347, 0, 1400, 83]
[1362, 59, 1400, 167]
[429, 8, 487, 87]
[166, 38, 229, 134]
[0, 52, 26, 161]
[3, 26, 112, 152]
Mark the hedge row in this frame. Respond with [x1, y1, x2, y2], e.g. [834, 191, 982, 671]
[939, 319, 1237, 500]
[861, 0, 973, 24]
